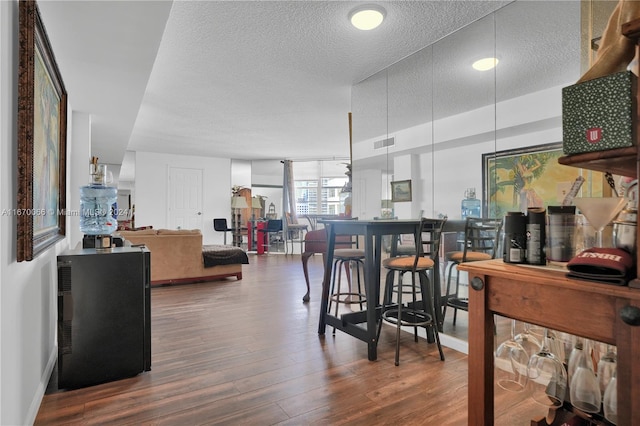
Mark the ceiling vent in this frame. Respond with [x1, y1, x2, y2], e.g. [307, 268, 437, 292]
[373, 137, 395, 150]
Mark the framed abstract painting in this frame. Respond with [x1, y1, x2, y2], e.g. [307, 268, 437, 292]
[17, 0, 67, 261]
[482, 142, 605, 219]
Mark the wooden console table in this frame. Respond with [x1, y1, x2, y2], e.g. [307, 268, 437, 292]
[460, 259, 640, 425]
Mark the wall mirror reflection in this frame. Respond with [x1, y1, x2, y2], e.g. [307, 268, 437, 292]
[351, 0, 589, 349]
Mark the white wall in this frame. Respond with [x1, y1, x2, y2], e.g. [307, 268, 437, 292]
[0, 2, 86, 423]
[135, 152, 231, 244]
[352, 168, 382, 219]
[354, 85, 567, 221]
[69, 112, 91, 249]
[251, 160, 283, 218]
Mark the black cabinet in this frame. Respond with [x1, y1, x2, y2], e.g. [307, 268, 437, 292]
[57, 246, 151, 390]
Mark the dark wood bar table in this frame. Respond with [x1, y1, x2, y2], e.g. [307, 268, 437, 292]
[317, 219, 422, 361]
[460, 259, 640, 425]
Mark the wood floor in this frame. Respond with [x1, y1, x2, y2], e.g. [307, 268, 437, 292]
[35, 253, 547, 425]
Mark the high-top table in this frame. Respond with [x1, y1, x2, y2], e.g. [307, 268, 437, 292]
[317, 219, 422, 361]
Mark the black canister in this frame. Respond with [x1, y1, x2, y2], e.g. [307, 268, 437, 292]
[504, 211, 527, 264]
[526, 207, 546, 265]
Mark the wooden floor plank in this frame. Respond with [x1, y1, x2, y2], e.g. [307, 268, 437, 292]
[36, 253, 546, 425]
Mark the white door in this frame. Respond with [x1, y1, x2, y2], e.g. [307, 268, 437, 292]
[168, 167, 203, 230]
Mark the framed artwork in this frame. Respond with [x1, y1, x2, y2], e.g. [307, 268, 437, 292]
[482, 142, 605, 219]
[17, 0, 67, 261]
[391, 180, 412, 202]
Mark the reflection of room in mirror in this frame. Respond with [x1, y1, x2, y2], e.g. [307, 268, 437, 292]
[351, 1, 585, 346]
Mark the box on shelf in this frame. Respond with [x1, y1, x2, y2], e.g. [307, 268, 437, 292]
[562, 70, 636, 155]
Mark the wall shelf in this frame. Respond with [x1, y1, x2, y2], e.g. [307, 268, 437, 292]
[558, 147, 637, 178]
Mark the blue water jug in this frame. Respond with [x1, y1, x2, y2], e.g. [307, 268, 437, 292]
[79, 164, 117, 235]
[461, 188, 481, 219]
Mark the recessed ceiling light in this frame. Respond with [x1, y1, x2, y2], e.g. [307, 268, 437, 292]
[472, 57, 499, 71]
[349, 5, 386, 31]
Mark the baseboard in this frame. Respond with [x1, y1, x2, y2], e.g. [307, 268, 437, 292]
[26, 345, 57, 425]
[440, 333, 469, 354]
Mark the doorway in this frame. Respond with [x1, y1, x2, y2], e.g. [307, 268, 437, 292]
[168, 167, 203, 230]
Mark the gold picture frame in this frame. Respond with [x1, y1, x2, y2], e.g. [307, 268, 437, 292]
[17, 0, 67, 261]
[391, 180, 412, 203]
[482, 142, 604, 219]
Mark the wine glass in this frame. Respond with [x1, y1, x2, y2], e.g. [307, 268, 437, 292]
[567, 337, 591, 384]
[603, 369, 618, 425]
[514, 322, 542, 359]
[597, 345, 617, 398]
[495, 319, 529, 392]
[569, 339, 601, 414]
[574, 197, 626, 248]
[527, 328, 568, 407]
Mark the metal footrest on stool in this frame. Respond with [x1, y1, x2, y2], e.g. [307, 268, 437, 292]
[382, 307, 433, 328]
[330, 292, 366, 305]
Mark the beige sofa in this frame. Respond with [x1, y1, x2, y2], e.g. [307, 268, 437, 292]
[117, 228, 244, 285]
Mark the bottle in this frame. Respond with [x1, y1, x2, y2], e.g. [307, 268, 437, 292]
[526, 207, 546, 265]
[461, 188, 481, 219]
[80, 164, 117, 235]
[503, 211, 527, 263]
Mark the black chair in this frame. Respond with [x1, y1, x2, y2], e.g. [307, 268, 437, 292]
[262, 219, 284, 253]
[442, 217, 503, 325]
[378, 217, 447, 366]
[213, 218, 233, 245]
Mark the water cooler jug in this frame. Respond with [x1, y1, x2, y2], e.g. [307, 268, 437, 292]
[461, 188, 481, 219]
[80, 163, 117, 249]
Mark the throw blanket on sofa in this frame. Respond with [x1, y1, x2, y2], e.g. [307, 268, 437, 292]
[202, 245, 249, 267]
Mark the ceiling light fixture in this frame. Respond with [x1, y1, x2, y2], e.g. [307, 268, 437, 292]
[349, 5, 386, 31]
[472, 57, 499, 71]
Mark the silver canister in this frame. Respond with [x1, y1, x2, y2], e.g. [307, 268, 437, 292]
[613, 209, 637, 254]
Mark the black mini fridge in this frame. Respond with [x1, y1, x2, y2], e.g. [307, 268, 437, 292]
[57, 246, 151, 389]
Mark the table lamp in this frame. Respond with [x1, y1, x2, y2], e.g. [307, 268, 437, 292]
[251, 197, 263, 219]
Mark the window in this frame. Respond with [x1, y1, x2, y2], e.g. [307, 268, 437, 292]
[295, 177, 348, 215]
[292, 160, 350, 216]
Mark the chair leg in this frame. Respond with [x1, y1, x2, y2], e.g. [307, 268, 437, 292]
[395, 272, 403, 366]
[301, 252, 315, 302]
[333, 259, 343, 334]
[355, 260, 364, 310]
[443, 261, 460, 325]
[376, 270, 395, 343]
[409, 272, 420, 342]
[452, 273, 461, 326]
[420, 271, 445, 361]
[442, 262, 453, 322]
[328, 258, 340, 319]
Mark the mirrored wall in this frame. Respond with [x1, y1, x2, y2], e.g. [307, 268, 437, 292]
[351, 0, 590, 347]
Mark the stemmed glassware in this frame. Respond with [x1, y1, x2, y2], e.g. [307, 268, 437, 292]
[514, 322, 542, 359]
[603, 369, 618, 425]
[597, 345, 617, 398]
[495, 320, 529, 392]
[527, 328, 568, 407]
[573, 197, 626, 248]
[567, 337, 590, 384]
[569, 339, 601, 414]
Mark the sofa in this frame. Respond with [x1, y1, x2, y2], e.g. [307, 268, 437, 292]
[117, 228, 248, 285]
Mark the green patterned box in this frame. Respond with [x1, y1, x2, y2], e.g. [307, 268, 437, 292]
[562, 71, 636, 155]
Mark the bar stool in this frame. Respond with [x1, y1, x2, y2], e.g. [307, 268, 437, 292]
[378, 218, 446, 366]
[327, 235, 366, 334]
[442, 217, 503, 325]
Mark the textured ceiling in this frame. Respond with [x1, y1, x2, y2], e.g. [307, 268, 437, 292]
[37, 0, 516, 178]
